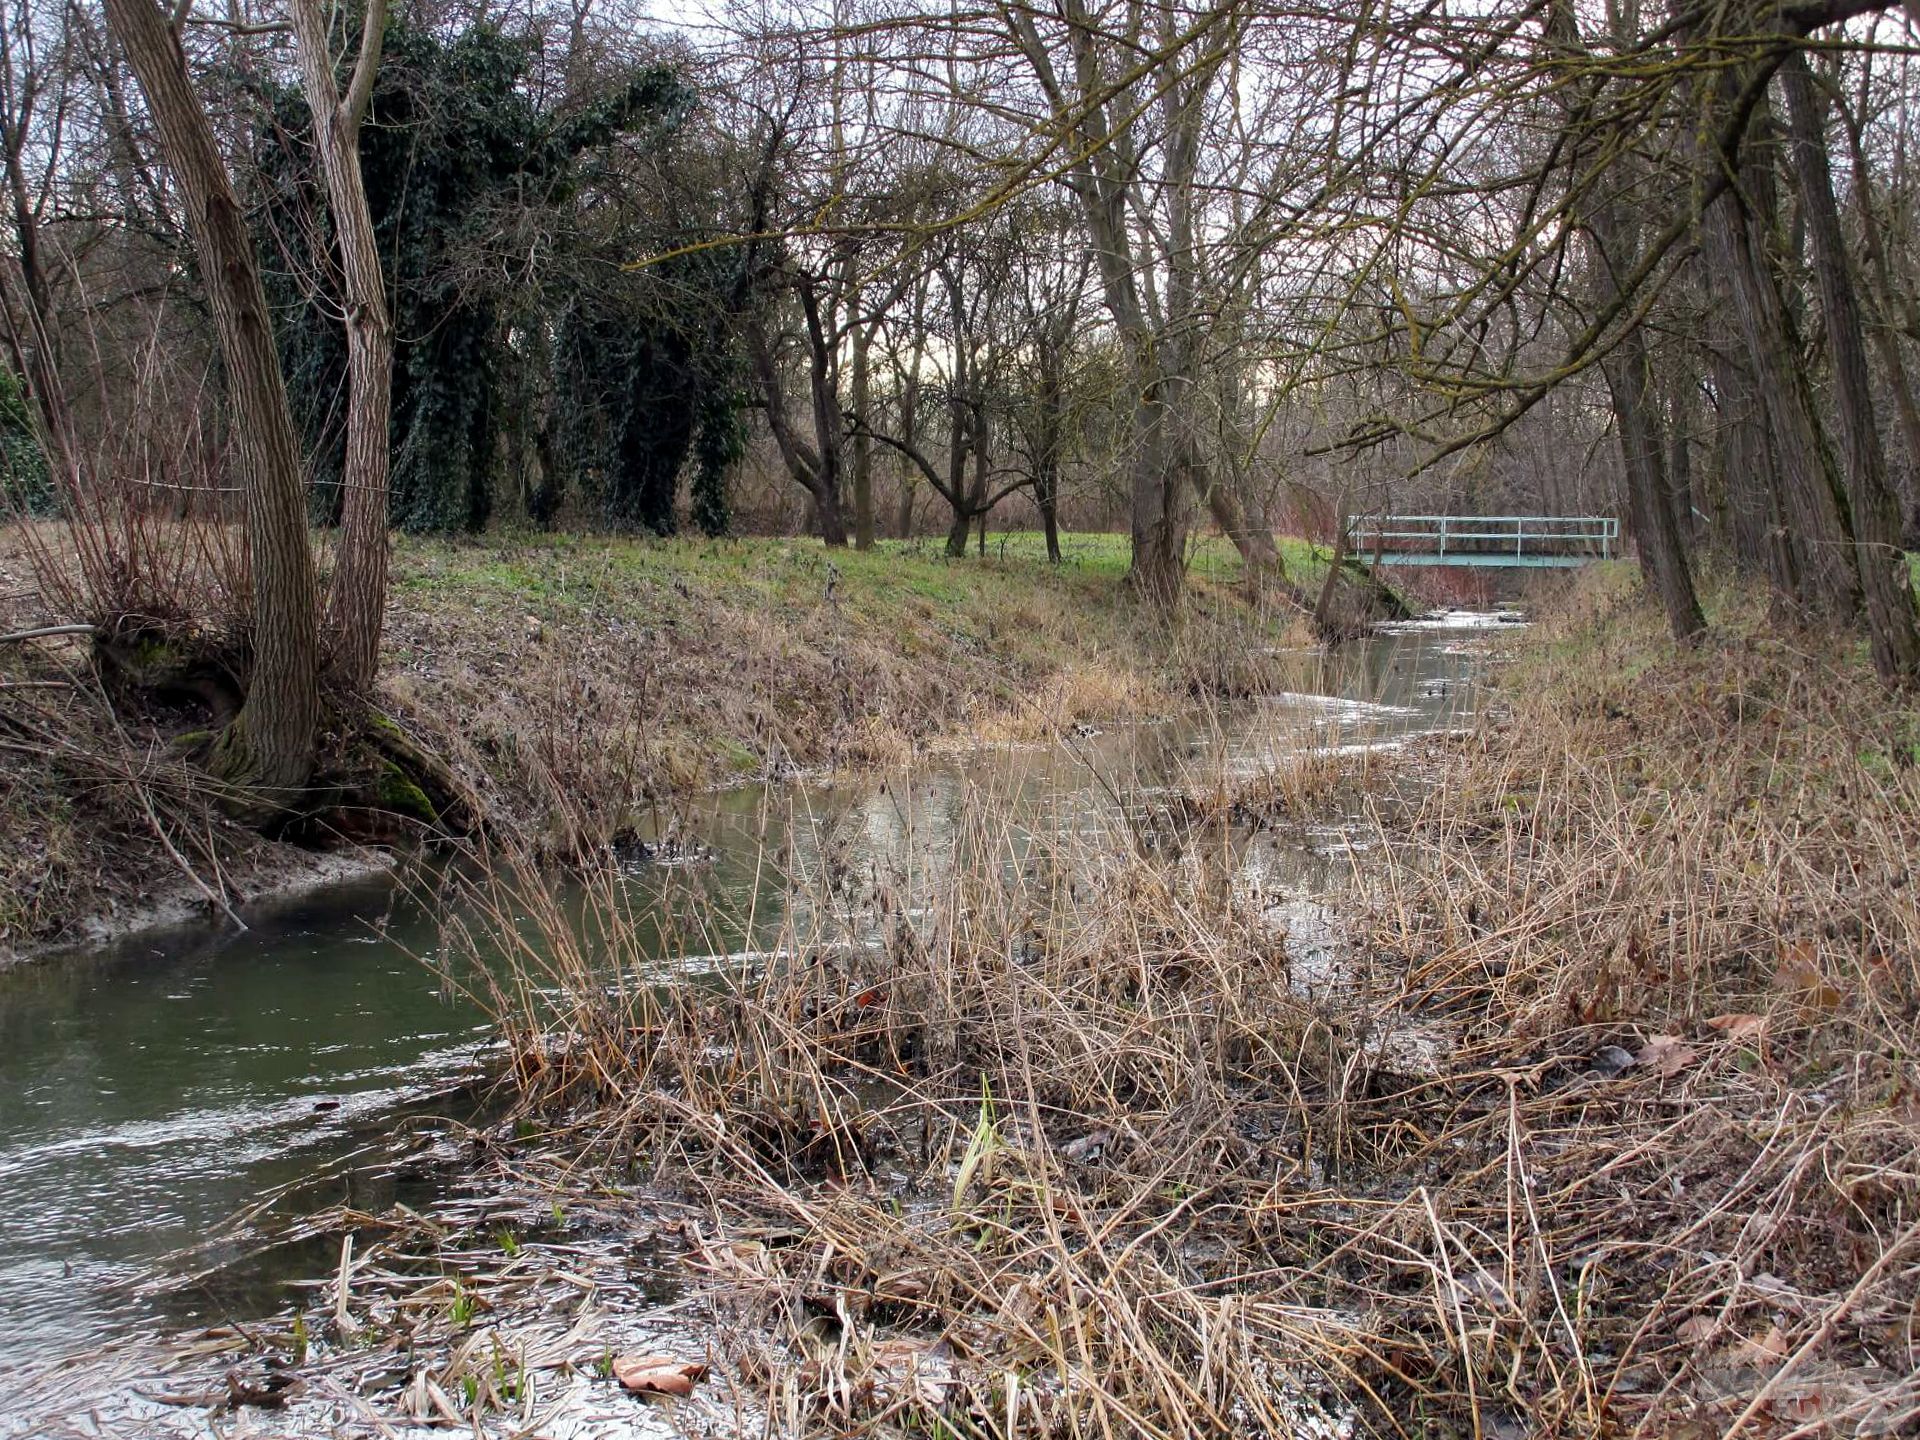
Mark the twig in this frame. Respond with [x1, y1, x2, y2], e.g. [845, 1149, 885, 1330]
[130, 772, 248, 932]
[84, 664, 248, 931]
[0, 622, 94, 643]
[1720, 1217, 1920, 1439]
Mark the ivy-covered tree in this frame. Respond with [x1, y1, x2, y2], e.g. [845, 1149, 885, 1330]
[0, 366, 51, 514]
[551, 246, 747, 534]
[257, 16, 745, 535]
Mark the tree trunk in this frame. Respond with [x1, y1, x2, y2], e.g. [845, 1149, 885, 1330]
[1866, 317, 1920, 547]
[1311, 506, 1350, 638]
[814, 481, 848, 546]
[972, 404, 989, 557]
[942, 352, 973, 558]
[1600, 323, 1706, 641]
[850, 320, 875, 550]
[1704, 107, 1862, 623]
[1541, 0, 1701, 642]
[1709, 336, 1798, 593]
[1780, 53, 1920, 683]
[1666, 363, 1696, 540]
[1126, 381, 1184, 602]
[748, 306, 847, 549]
[1032, 355, 1065, 562]
[944, 502, 972, 557]
[1019, 5, 1185, 604]
[1193, 453, 1280, 602]
[894, 365, 919, 539]
[290, 0, 392, 694]
[0, 128, 82, 488]
[1841, 117, 1920, 542]
[1037, 450, 1062, 562]
[1585, 201, 1706, 642]
[102, 0, 318, 793]
[800, 286, 847, 548]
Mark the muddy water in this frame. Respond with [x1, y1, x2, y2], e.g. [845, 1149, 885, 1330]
[0, 615, 1498, 1390]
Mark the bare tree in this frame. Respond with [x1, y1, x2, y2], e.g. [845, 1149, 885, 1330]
[0, 0, 79, 479]
[101, 0, 318, 791]
[1780, 49, 1920, 680]
[289, 0, 392, 691]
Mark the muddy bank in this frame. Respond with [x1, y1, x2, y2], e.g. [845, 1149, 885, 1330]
[1, 847, 396, 971]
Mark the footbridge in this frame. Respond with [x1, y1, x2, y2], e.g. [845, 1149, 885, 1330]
[1348, 515, 1620, 569]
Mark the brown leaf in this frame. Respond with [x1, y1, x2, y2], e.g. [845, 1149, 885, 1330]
[1705, 1012, 1768, 1043]
[614, 1353, 708, 1397]
[1676, 1314, 1718, 1345]
[1774, 944, 1846, 1011]
[1770, 1385, 1834, 1423]
[1635, 1034, 1697, 1078]
[1716, 1324, 1791, 1371]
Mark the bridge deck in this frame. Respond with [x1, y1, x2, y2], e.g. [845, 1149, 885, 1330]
[1350, 515, 1618, 569]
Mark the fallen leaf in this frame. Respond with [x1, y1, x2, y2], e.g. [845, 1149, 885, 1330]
[1770, 1385, 1834, 1423]
[1705, 1013, 1768, 1042]
[1676, 1314, 1717, 1345]
[868, 1336, 955, 1409]
[1774, 944, 1846, 1011]
[1716, 1324, 1791, 1370]
[877, 1272, 929, 1302]
[1635, 1034, 1697, 1078]
[614, 1353, 709, 1397]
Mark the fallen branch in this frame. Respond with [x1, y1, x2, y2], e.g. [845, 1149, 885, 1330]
[0, 622, 95, 644]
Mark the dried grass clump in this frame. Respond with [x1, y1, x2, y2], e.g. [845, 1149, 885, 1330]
[450, 780, 1389, 1439]
[447, 575, 1920, 1439]
[382, 537, 1292, 863]
[1321, 574, 1920, 1437]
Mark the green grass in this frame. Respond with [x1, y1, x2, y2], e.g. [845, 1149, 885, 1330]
[393, 527, 1344, 601]
[391, 528, 1345, 629]
[923, 529, 1335, 588]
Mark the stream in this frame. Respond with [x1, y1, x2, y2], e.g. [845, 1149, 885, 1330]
[0, 614, 1505, 1413]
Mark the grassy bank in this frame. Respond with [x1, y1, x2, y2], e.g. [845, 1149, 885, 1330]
[381, 531, 1334, 853]
[0, 527, 1349, 958]
[186, 564, 1915, 1439]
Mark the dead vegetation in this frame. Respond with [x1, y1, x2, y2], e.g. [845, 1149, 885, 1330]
[380, 533, 1315, 861]
[22, 535, 1912, 1437]
[386, 570, 1916, 1440]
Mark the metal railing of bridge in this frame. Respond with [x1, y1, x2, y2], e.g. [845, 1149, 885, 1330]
[1348, 515, 1620, 568]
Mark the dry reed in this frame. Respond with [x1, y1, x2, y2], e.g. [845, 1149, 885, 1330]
[441, 573, 1918, 1439]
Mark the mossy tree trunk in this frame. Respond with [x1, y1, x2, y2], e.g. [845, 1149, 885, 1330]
[849, 315, 875, 551]
[1542, 0, 1704, 644]
[1780, 52, 1920, 684]
[1586, 198, 1706, 644]
[1700, 92, 1862, 624]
